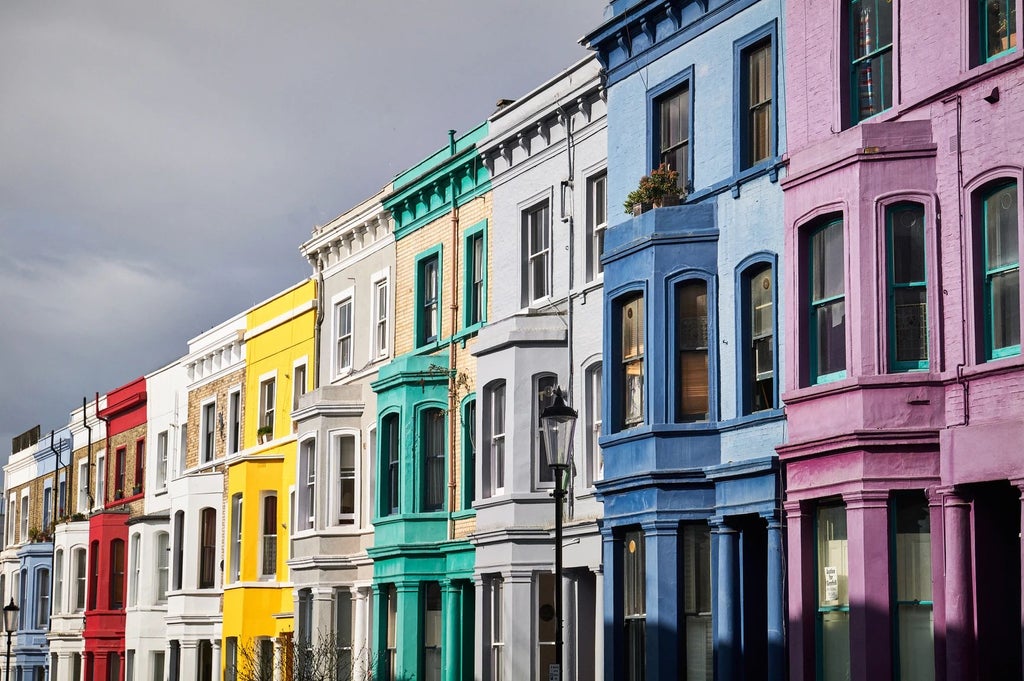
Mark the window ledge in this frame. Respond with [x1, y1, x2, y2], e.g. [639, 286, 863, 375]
[451, 509, 476, 520]
[718, 409, 785, 431]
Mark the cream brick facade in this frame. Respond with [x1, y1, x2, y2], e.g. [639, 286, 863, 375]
[185, 367, 246, 470]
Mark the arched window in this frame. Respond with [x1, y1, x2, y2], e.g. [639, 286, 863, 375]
[886, 203, 928, 371]
[461, 397, 476, 509]
[260, 495, 277, 578]
[676, 280, 709, 422]
[585, 363, 603, 485]
[381, 414, 400, 516]
[422, 408, 446, 511]
[73, 548, 86, 612]
[808, 217, 846, 383]
[533, 373, 558, 487]
[35, 568, 50, 628]
[618, 294, 645, 429]
[172, 511, 184, 590]
[88, 541, 99, 610]
[739, 260, 776, 412]
[53, 550, 64, 615]
[979, 180, 1020, 359]
[298, 437, 317, 531]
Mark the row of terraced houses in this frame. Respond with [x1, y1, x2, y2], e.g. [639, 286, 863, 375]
[5, 0, 1023, 679]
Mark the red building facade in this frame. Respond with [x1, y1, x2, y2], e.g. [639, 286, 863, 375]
[85, 378, 147, 681]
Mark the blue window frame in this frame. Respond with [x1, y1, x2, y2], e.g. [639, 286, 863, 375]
[463, 220, 487, 329]
[887, 203, 929, 371]
[649, 69, 694, 194]
[676, 279, 710, 422]
[848, 0, 893, 124]
[734, 23, 778, 172]
[415, 247, 443, 347]
[982, 181, 1020, 359]
[620, 294, 646, 429]
[810, 218, 847, 384]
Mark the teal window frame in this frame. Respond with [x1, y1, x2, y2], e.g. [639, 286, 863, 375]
[380, 412, 400, 517]
[889, 492, 935, 681]
[809, 218, 847, 384]
[414, 246, 443, 348]
[463, 220, 488, 330]
[979, 0, 1018, 63]
[886, 203, 930, 371]
[420, 406, 447, 512]
[460, 395, 476, 510]
[848, 0, 893, 125]
[982, 181, 1020, 360]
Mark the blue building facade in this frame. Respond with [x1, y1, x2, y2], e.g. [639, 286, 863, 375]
[584, 1, 787, 679]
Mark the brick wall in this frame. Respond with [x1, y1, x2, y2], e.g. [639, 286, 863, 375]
[186, 367, 246, 469]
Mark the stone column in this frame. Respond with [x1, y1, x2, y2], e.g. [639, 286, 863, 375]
[472, 576, 485, 681]
[942, 488, 975, 681]
[351, 585, 368, 666]
[394, 581, 420, 681]
[370, 584, 389, 681]
[211, 639, 221, 681]
[312, 586, 334, 638]
[504, 571, 533, 681]
[442, 580, 460, 681]
[600, 530, 620, 681]
[181, 641, 198, 681]
[844, 490, 891, 681]
[562, 572, 577, 681]
[926, 487, 946, 678]
[643, 520, 680, 680]
[593, 567, 604, 681]
[764, 515, 785, 681]
[784, 500, 814, 681]
[712, 518, 740, 681]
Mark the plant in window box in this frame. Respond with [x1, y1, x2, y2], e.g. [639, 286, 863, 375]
[132, 484, 143, 495]
[623, 163, 685, 215]
[114, 488, 124, 500]
[257, 425, 274, 444]
[28, 526, 40, 542]
[71, 512, 87, 522]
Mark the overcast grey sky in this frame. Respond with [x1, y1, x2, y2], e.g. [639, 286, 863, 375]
[0, 1, 608, 450]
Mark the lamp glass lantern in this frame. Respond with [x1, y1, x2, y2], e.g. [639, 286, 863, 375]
[540, 388, 578, 470]
[2, 599, 17, 634]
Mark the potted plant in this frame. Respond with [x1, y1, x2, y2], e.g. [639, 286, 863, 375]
[71, 512, 87, 522]
[623, 163, 686, 215]
[114, 487, 124, 500]
[132, 483, 143, 495]
[257, 425, 274, 444]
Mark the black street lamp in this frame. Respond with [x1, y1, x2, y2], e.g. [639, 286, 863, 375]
[3, 598, 18, 681]
[540, 387, 577, 681]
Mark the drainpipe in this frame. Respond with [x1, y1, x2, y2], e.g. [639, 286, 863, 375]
[559, 105, 578, 518]
[313, 258, 325, 391]
[82, 397, 94, 510]
[952, 94, 970, 426]
[95, 392, 110, 510]
[47, 430, 63, 634]
[447, 132, 460, 542]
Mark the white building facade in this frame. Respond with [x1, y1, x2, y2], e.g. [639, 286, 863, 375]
[472, 56, 607, 681]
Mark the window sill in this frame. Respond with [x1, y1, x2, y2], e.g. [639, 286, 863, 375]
[451, 509, 476, 520]
[718, 409, 785, 431]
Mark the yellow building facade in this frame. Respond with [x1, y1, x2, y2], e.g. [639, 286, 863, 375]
[222, 279, 316, 676]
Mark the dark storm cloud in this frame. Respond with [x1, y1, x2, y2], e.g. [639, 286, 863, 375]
[0, 0, 607, 449]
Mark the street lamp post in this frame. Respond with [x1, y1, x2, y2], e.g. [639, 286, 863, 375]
[3, 598, 18, 681]
[540, 387, 578, 681]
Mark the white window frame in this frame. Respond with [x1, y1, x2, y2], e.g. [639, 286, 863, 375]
[35, 566, 50, 628]
[533, 373, 558, 489]
[54, 549, 64, 615]
[485, 382, 506, 498]
[586, 170, 608, 282]
[258, 370, 278, 437]
[200, 397, 217, 464]
[155, 532, 169, 603]
[370, 268, 391, 361]
[95, 451, 107, 510]
[332, 287, 355, 377]
[298, 436, 317, 531]
[19, 491, 29, 543]
[73, 547, 87, 612]
[586, 363, 604, 486]
[227, 387, 242, 454]
[129, 533, 141, 607]
[329, 429, 360, 527]
[292, 358, 308, 413]
[364, 426, 376, 529]
[77, 460, 89, 513]
[229, 494, 242, 583]
[259, 492, 278, 579]
[522, 199, 552, 305]
[155, 430, 169, 490]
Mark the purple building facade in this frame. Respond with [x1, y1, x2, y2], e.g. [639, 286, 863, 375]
[779, 1, 1022, 680]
